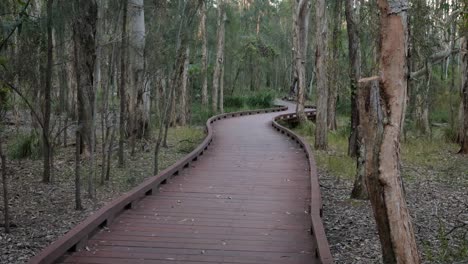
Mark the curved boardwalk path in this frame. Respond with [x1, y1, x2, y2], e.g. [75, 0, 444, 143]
[45, 103, 324, 264]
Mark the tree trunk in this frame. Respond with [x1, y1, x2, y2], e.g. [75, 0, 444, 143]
[73, 0, 97, 198]
[154, 81, 174, 175]
[460, 37, 468, 153]
[128, 0, 149, 139]
[346, 0, 367, 199]
[315, 0, 328, 150]
[220, 56, 225, 113]
[294, 0, 311, 123]
[199, 0, 208, 107]
[414, 68, 432, 135]
[212, 2, 226, 113]
[74, 125, 83, 211]
[0, 137, 10, 233]
[179, 47, 190, 126]
[327, 0, 342, 131]
[118, 0, 128, 167]
[360, 1, 421, 262]
[105, 115, 116, 181]
[42, 0, 54, 183]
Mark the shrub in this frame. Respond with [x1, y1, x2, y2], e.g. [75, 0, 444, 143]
[245, 92, 273, 108]
[8, 131, 42, 160]
[443, 126, 459, 143]
[224, 96, 245, 108]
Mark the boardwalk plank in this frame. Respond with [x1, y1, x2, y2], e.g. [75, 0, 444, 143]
[60, 108, 318, 264]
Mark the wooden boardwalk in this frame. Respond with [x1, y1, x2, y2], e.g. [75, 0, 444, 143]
[47, 103, 325, 264]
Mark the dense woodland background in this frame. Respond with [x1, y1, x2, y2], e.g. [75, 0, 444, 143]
[0, 0, 467, 263]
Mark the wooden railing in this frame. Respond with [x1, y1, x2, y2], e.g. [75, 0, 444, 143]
[27, 106, 288, 264]
[271, 107, 333, 264]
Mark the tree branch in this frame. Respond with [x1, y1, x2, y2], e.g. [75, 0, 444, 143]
[0, 78, 44, 130]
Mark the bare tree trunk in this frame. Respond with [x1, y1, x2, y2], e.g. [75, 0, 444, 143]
[220, 57, 225, 113]
[315, 0, 328, 150]
[128, 0, 149, 139]
[179, 47, 190, 126]
[100, 44, 115, 184]
[118, 0, 128, 167]
[73, 0, 97, 198]
[42, 0, 54, 183]
[346, 0, 361, 158]
[327, 0, 342, 131]
[359, 1, 421, 262]
[294, 0, 311, 123]
[212, 2, 226, 113]
[346, 0, 367, 199]
[105, 115, 116, 181]
[0, 138, 10, 233]
[154, 82, 174, 175]
[163, 87, 175, 148]
[199, 0, 208, 107]
[414, 66, 432, 135]
[74, 125, 83, 210]
[460, 37, 468, 153]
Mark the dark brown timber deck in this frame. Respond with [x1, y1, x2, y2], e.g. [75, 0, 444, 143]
[30, 102, 331, 264]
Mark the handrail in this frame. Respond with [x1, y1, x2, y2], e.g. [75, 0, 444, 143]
[271, 107, 333, 264]
[28, 105, 288, 264]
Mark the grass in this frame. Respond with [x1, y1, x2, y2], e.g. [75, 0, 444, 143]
[290, 117, 356, 181]
[401, 129, 468, 186]
[287, 114, 468, 263]
[190, 90, 276, 126]
[423, 220, 468, 263]
[7, 131, 42, 160]
[288, 115, 468, 187]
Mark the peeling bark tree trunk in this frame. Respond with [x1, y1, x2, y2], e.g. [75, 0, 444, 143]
[293, 0, 311, 123]
[73, 0, 97, 199]
[346, 0, 361, 158]
[212, 3, 226, 113]
[199, 0, 208, 107]
[327, 0, 342, 131]
[0, 137, 10, 233]
[315, 0, 328, 150]
[359, 1, 421, 262]
[346, 0, 367, 199]
[460, 37, 468, 153]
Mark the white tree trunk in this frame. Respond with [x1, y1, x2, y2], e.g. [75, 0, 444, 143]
[315, 0, 328, 150]
[179, 47, 190, 126]
[128, 0, 148, 138]
[199, 0, 208, 107]
[294, 0, 311, 123]
[212, 2, 226, 113]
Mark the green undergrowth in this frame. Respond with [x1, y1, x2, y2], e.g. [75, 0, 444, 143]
[423, 220, 468, 263]
[289, 117, 356, 181]
[7, 130, 42, 160]
[85, 126, 204, 193]
[14, 126, 206, 191]
[287, 115, 468, 186]
[190, 90, 276, 126]
[401, 129, 468, 186]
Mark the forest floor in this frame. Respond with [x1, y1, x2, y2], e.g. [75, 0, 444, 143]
[292, 120, 468, 264]
[0, 119, 205, 264]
